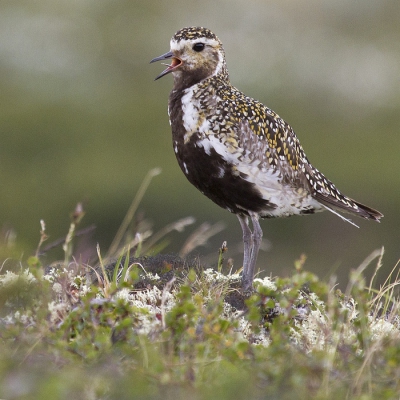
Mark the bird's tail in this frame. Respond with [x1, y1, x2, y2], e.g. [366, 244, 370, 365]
[320, 198, 383, 228]
[352, 200, 383, 221]
[315, 193, 383, 227]
[304, 164, 383, 225]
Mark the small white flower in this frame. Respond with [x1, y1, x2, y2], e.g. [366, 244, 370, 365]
[52, 282, 63, 294]
[203, 268, 241, 283]
[79, 284, 91, 296]
[146, 272, 161, 281]
[253, 276, 277, 291]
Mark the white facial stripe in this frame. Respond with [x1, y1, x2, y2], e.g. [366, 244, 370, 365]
[170, 38, 221, 51]
[214, 52, 223, 75]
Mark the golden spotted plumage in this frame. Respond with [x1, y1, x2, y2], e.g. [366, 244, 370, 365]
[151, 26, 383, 291]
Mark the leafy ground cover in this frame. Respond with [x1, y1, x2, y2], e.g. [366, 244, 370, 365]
[1, 239, 399, 399]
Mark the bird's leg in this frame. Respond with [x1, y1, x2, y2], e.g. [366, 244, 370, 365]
[245, 213, 263, 290]
[237, 214, 253, 290]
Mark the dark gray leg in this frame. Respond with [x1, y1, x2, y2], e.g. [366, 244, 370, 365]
[237, 214, 253, 290]
[238, 213, 263, 292]
[245, 213, 263, 290]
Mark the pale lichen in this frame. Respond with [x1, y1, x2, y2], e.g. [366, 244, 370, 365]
[203, 268, 241, 283]
[0, 269, 37, 286]
[253, 276, 277, 291]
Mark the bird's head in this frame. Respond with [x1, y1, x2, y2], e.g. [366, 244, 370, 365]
[150, 27, 228, 90]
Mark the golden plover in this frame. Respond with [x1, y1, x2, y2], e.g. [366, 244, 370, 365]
[151, 27, 383, 291]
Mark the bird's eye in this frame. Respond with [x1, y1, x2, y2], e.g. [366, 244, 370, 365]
[193, 43, 205, 52]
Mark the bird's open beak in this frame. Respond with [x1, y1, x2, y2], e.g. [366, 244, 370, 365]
[150, 51, 182, 80]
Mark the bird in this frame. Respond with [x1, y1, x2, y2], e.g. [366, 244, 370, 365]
[150, 26, 383, 292]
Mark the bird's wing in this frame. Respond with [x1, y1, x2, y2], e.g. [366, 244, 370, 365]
[223, 93, 303, 173]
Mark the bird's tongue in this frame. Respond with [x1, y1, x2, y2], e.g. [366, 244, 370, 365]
[165, 57, 181, 70]
[155, 57, 182, 80]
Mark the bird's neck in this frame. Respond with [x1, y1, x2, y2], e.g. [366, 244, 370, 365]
[169, 71, 231, 125]
[172, 66, 230, 93]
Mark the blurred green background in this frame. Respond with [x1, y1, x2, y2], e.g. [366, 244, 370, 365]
[0, 0, 399, 285]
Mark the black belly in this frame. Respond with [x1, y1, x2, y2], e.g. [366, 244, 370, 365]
[175, 139, 275, 216]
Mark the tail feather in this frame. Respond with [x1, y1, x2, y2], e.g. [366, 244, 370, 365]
[351, 199, 383, 222]
[303, 164, 383, 224]
[320, 204, 360, 228]
[314, 191, 383, 224]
